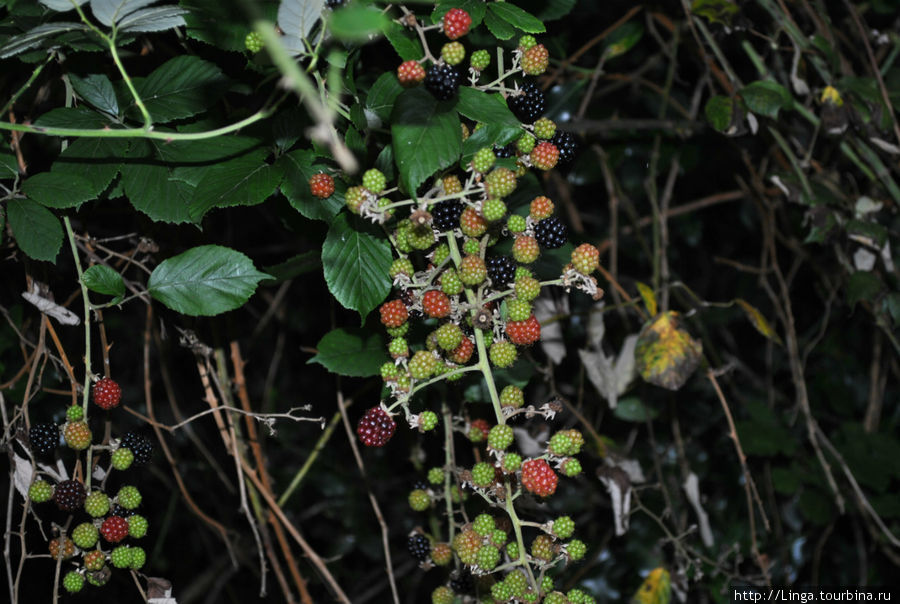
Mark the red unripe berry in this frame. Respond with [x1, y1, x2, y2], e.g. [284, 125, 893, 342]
[92, 377, 122, 410]
[379, 299, 408, 328]
[442, 8, 471, 40]
[506, 315, 541, 346]
[100, 516, 129, 543]
[397, 60, 426, 87]
[521, 458, 558, 497]
[308, 172, 335, 199]
[357, 406, 397, 447]
[422, 290, 452, 318]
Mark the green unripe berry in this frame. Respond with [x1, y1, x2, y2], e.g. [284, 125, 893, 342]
[506, 298, 531, 322]
[476, 544, 500, 570]
[116, 485, 142, 510]
[441, 269, 464, 295]
[441, 41, 466, 65]
[408, 489, 431, 511]
[501, 452, 522, 473]
[500, 385, 524, 408]
[386, 323, 409, 337]
[489, 340, 517, 368]
[66, 405, 84, 422]
[517, 133, 536, 154]
[244, 31, 264, 53]
[427, 467, 444, 485]
[472, 147, 496, 173]
[519, 35, 537, 50]
[566, 538, 587, 560]
[481, 199, 506, 222]
[472, 513, 495, 536]
[470, 49, 491, 70]
[553, 516, 575, 539]
[561, 457, 582, 477]
[390, 257, 415, 278]
[28, 479, 53, 503]
[487, 424, 514, 450]
[462, 238, 481, 256]
[471, 462, 495, 487]
[130, 546, 146, 569]
[419, 410, 439, 431]
[72, 522, 99, 549]
[533, 117, 557, 139]
[362, 169, 387, 194]
[432, 586, 454, 604]
[110, 545, 132, 569]
[63, 571, 84, 593]
[111, 447, 134, 470]
[541, 575, 555, 592]
[128, 515, 149, 539]
[507, 214, 527, 233]
[388, 337, 409, 358]
[432, 243, 450, 266]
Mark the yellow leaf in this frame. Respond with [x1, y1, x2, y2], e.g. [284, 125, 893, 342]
[735, 299, 783, 346]
[635, 281, 657, 317]
[631, 567, 672, 604]
[634, 312, 702, 390]
[820, 85, 843, 107]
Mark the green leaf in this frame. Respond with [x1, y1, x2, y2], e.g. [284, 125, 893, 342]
[81, 265, 125, 298]
[328, 4, 387, 41]
[182, 0, 279, 52]
[391, 88, 461, 196]
[846, 219, 887, 248]
[740, 80, 793, 118]
[262, 251, 321, 283]
[461, 122, 519, 162]
[148, 245, 270, 316]
[40, 0, 88, 10]
[117, 6, 188, 33]
[90, 0, 173, 27]
[735, 400, 797, 456]
[735, 299, 782, 346]
[691, 0, 739, 26]
[69, 73, 119, 116]
[366, 71, 404, 124]
[308, 327, 389, 377]
[885, 292, 900, 327]
[536, 0, 577, 22]
[0, 22, 90, 59]
[846, 271, 881, 308]
[605, 22, 643, 59]
[383, 20, 422, 61]
[5, 198, 63, 262]
[483, 7, 515, 40]
[432, 1, 486, 27]
[133, 55, 228, 123]
[22, 171, 96, 209]
[613, 397, 658, 422]
[278, 149, 344, 221]
[771, 466, 801, 495]
[0, 150, 19, 179]
[704, 95, 734, 132]
[34, 107, 112, 129]
[279, 0, 324, 54]
[53, 137, 128, 194]
[122, 162, 195, 223]
[456, 87, 519, 130]
[321, 213, 392, 321]
[189, 153, 284, 221]
[487, 3, 545, 34]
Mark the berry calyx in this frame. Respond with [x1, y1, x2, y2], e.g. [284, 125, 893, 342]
[100, 516, 129, 543]
[92, 377, 122, 410]
[521, 458, 558, 497]
[356, 406, 396, 447]
[442, 8, 471, 40]
[397, 60, 426, 87]
[308, 172, 335, 199]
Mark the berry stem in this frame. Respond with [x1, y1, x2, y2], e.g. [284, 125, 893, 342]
[441, 403, 458, 545]
[505, 482, 538, 589]
[63, 217, 92, 420]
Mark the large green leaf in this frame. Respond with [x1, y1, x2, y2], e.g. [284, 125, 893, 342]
[308, 327, 389, 377]
[391, 88, 461, 196]
[34, 107, 112, 129]
[366, 71, 404, 124]
[278, 149, 344, 222]
[740, 80, 792, 118]
[536, 0, 576, 21]
[133, 56, 228, 123]
[457, 87, 521, 160]
[846, 271, 881, 308]
[188, 153, 284, 221]
[53, 137, 129, 194]
[279, 0, 324, 54]
[22, 172, 96, 209]
[5, 198, 63, 262]
[487, 3, 545, 34]
[0, 22, 90, 59]
[122, 162, 195, 223]
[321, 213, 392, 320]
[383, 21, 422, 61]
[328, 4, 387, 41]
[148, 245, 270, 316]
[483, 7, 515, 40]
[69, 73, 119, 116]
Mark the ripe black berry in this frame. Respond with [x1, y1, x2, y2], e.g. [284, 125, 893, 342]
[407, 533, 431, 562]
[534, 217, 568, 249]
[110, 503, 136, 518]
[508, 82, 546, 123]
[493, 143, 515, 158]
[325, 0, 346, 7]
[29, 422, 59, 457]
[120, 432, 153, 466]
[356, 407, 397, 447]
[424, 63, 461, 101]
[431, 200, 463, 231]
[54, 480, 86, 512]
[449, 569, 475, 594]
[551, 131, 578, 164]
[486, 256, 517, 288]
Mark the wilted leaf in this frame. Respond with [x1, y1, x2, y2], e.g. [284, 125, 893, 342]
[635, 281, 657, 317]
[631, 567, 672, 604]
[735, 299, 782, 345]
[634, 312, 702, 390]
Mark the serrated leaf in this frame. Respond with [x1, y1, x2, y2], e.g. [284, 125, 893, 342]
[735, 299, 782, 345]
[189, 153, 284, 221]
[366, 71, 403, 123]
[383, 21, 422, 61]
[117, 6, 187, 32]
[631, 568, 671, 604]
[328, 4, 387, 41]
[40, 0, 88, 11]
[321, 213, 392, 321]
[82, 265, 125, 298]
[846, 271, 881, 308]
[69, 73, 119, 116]
[635, 281, 657, 317]
[278, 149, 344, 221]
[53, 137, 128, 194]
[0, 22, 90, 59]
[34, 107, 111, 129]
[740, 80, 793, 118]
[483, 7, 515, 40]
[537, 0, 576, 21]
[22, 172, 96, 209]
[634, 312, 702, 391]
[132, 55, 228, 123]
[391, 88, 461, 197]
[308, 327, 388, 377]
[91, 0, 160, 26]
[5, 198, 63, 262]
[122, 162, 194, 223]
[279, 0, 324, 53]
[487, 3, 545, 34]
[148, 245, 269, 316]
[704, 95, 734, 132]
[456, 87, 519, 130]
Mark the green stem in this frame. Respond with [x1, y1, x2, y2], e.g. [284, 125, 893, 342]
[506, 482, 537, 589]
[0, 54, 54, 118]
[277, 411, 341, 507]
[441, 403, 457, 546]
[107, 39, 153, 128]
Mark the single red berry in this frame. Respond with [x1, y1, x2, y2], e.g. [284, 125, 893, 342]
[521, 458, 558, 497]
[397, 60, 426, 86]
[506, 315, 541, 346]
[459, 206, 487, 237]
[442, 8, 471, 40]
[356, 406, 397, 447]
[530, 141, 560, 171]
[448, 337, 474, 364]
[379, 299, 408, 328]
[521, 44, 550, 76]
[468, 418, 490, 442]
[92, 377, 121, 410]
[309, 173, 335, 199]
[100, 516, 129, 543]
[422, 290, 452, 318]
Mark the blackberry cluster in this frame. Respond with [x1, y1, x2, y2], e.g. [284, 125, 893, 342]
[407, 533, 431, 562]
[29, 422, 58, 457]
[424, 64, 461, 101]
[110, 503, 136, 518]
[120, 432, 153, 466]
[431, 200, 463, 231]
[508, 82, 546, 123]
[54, 480, 86, 512]
[551, 131, 578, 164]
[450, 570, 475, 595]
[494, 143, 515, 158]
[486, 256, 517, 288]
[534, 217, 568, 249]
